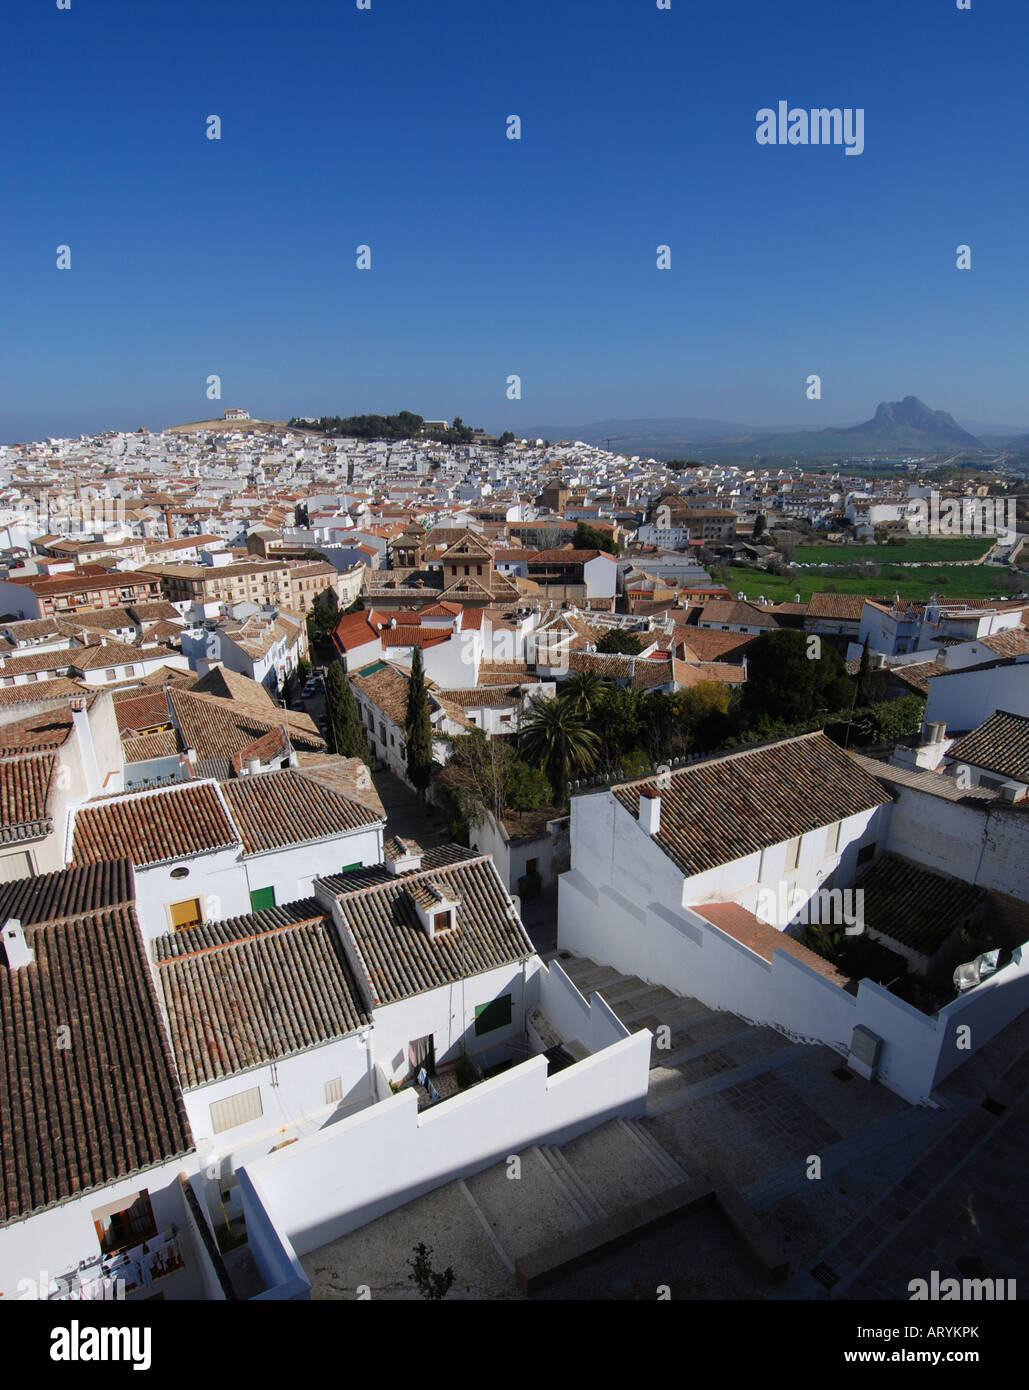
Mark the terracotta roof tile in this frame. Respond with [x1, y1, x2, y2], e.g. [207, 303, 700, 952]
[71, 782, 239, 867]
[947, 710, 1029, 783]
[154, 903, 372, 1086]
[321, 852, 532, 1004]
[612, 733, 893, 878]
[219, 768, 382, 855]
[0, 900, 193, 1223]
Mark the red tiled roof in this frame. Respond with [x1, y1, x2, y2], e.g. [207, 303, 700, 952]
[71, 783, 239, 868]
[0, 899, 193, 1221]
[691, 902, 851, 987]
[613, 733, 893, 878]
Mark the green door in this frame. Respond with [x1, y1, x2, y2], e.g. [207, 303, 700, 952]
[250, 885, 275, 912]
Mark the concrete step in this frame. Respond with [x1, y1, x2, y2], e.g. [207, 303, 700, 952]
[540, 1145, 608, 1223]
[557, 1120, 674, 1211]
[464, 1145, 585, 1260]
[611, 984, 684, 1023]
[645, 1064, 690, 1107]
[621, 999, 738, 1039]
[566, 966, 628, 995]
[618, 1117, 691, 1185]
[589, 975, 655, 1006]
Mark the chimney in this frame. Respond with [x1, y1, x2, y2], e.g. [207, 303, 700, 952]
[385, 836, 424, 875]
[246, 756, 261, 775]
[639, 788, 661, 835]
[69, 697, 102, 796]
[3, 918, 34, 969]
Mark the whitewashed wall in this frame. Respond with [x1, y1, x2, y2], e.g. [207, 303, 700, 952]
[185, 1031, 375, 1176]
[240, 1031, 651, 1256]
[242, 825, 383, 906]
[884, 787, 1029, 900]
[924, 660, 1029, 729]
[369, 957, 541, 1083]
[0, 1159, 194, 1301]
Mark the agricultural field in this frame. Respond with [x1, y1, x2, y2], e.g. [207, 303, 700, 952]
[792, 537, 995, 566]
[726, 565, 1025, 604]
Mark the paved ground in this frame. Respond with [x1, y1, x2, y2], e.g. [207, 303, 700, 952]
[521, 881, 558, 956]
[371, 769, 452, 848]
[297, 955, 1029, 1302]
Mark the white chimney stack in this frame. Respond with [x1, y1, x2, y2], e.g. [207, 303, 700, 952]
[3, 918, 34, 969]
[639, 788, 661, 835]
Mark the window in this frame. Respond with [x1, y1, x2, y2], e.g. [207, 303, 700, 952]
[824, 821, 842, 857]
[856, 842, 876, 866]
[474, 993, 513, 1036]
[324, 1077, 343, 1106]
[210, 1087, 263, 1134]
[526, 858, 539, 877]
[434, 909, 453, 934]
[92, 1191, 157, 1256]
[250, 885, 275, 912]
[105, 668, 118, 682]
[168, 896, 203, 931]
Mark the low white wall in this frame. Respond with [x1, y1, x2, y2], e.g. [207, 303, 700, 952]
[185, 1032, 375, 1173]
[558, 868, 958, 1105]
[933, 947, 1029, 1088]
[235, 1169, 310, 1300]
[532, 959, 630, 1055]
[241, 1032, 651, 1257]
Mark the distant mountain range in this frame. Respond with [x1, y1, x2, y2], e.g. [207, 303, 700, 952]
[527, 397, 1029, 461]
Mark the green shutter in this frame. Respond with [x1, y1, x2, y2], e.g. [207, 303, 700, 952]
[340, 861, 361, 875]
[250, 885, 275, 912]
[474, 994, 513, 1036]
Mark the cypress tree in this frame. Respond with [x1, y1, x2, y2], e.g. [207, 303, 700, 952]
[325, 664, 370, 764]
[405, 646, 434, 795]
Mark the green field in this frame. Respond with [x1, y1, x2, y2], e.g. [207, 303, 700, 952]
[727, 565, 1023, 604]
[793, 538, 995, 566]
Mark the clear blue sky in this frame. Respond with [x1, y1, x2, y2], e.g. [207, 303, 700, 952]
[1, 0, 1027, 442]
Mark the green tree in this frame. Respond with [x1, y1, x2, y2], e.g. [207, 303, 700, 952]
[324, 664, 370, 764]
[741, 630, 852, 728]
[505, 757, 552, 810]
[855, 635, 873, 706]
[407, 1243, 454, 1301]
[592, 685, 646, 767]
[680, 680, 733, 751]
[596, 628, 643, 656]
[558, 669, 607, 718]
[405, 646, 434, 795]
[573, 521, 619, 555]
[752, 513, 767, 540]
[437, 730, 510, 824]
[519, 694, 600, 800]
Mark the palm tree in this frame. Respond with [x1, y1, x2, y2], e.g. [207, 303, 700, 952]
[519, 694, 600, 801]
[558, 669, 606, 718]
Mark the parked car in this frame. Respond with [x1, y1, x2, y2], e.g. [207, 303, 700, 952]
[302, 679, 319, 697]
